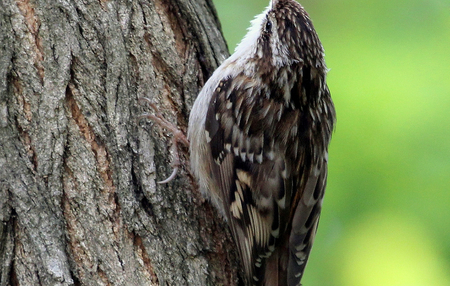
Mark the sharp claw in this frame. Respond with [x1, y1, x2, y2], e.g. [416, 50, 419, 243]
[138, 97, 153, 107]
[139, 97, 189, 183]
[138, 99, 189, 146]
[139, 98, 162, 118]
[137, 113, 154, 124]
[157, 167, 179, 184]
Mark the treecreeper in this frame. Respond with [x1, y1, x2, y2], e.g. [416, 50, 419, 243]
[141, 0, 335, 285]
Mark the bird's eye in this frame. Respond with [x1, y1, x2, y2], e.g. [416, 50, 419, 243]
[265, 20, 272, 33]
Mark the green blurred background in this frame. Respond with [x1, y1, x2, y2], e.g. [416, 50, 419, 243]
[212, 0, 450, 285]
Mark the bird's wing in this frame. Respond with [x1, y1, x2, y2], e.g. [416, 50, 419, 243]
[204, 72, 303, 285]
[287, 156, 328, 285]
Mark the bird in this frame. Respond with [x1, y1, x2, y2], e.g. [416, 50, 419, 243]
[187, 0, 335, 285]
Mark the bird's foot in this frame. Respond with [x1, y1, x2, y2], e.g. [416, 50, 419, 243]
[138, 97, 189, 184]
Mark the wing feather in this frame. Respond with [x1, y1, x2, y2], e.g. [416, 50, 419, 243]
[203, 62, 332, 285]
[287, 158, 327, 285]
[205, 74, 299, 285]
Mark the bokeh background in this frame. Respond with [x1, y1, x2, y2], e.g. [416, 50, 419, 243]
[212, 0, 450, 285]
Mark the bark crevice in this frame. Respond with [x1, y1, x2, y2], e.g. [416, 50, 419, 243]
[1, 0, 236, 285]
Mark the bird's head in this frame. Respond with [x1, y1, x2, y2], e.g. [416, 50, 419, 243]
[231, 0, 325, 70]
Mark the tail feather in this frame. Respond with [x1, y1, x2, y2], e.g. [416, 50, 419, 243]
[263, 250, 279, 285]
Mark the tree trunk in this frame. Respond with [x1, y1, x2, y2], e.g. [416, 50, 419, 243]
[0, 0, 238, 285]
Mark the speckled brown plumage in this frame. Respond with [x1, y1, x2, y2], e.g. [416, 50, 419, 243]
[188, 0, 335, 285]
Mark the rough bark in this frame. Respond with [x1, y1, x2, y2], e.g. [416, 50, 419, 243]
[0, 0, 238, 285]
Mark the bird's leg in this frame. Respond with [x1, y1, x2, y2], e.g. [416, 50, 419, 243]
[138, 97, 189, 184]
